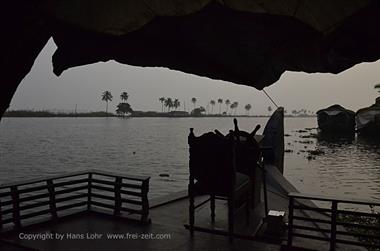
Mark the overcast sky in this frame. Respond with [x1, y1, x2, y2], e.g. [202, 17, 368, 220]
[9, 39, 380, 115]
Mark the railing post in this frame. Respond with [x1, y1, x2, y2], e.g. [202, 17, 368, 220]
[114, 177, 122, 215]
[10, 186, 21, 228]
[330, 201, 338, 251]
[87, 173, 92, 211]
[141, 178, 150, 222]
[287, 196, 294, 247]
[47, 180, 58, 219]
[0, 197, 2, 229]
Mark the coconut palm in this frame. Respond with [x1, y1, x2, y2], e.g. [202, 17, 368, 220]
[268, 106, 272, 115]
[244, 104, 252, 116]
[173, 99, 180, 111]
[233, 102, 239, 115]
[217, 98, 223, 114]
[225, 99, 231, 114]
[101, 91, 113, 116]
[375, 83, 380, 92]
[230, 103, 235, 115]
[159, 97, 165, 112]
[165, 97, 173, 112]
[120, 92, 129, 102]
[210, 100, 216, 114]
[191, 97, 197, 110]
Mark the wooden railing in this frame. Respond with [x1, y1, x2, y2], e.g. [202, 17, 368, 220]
[0, 170, 150, 232]
[287, 192, 380, 251]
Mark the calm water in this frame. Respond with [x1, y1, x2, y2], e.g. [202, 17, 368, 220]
[0, 117, 379, 202]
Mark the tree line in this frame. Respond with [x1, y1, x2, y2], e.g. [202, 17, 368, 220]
[101, 91, 132, 117]
[159, 97, 254, 116]
[101, 91, 317, 117]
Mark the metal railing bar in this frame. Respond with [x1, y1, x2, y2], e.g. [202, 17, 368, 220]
[337, 221, 380, 232]
[89, 170, 149, 182]
[289, 192, 380, 207]
[293, 216, 332, 224]
[53, 178, 89, 188]
[55, 185, 88, 195]
[336, 238, 380, 249]
[293, 224, 331, 233]
[292, 233, 331, 242]
[337, 209, 379, 218]
[293, 205, 332, 213]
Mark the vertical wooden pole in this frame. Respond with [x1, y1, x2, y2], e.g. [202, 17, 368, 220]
[210, 194, 215, 223]
[87, 173, 92, 211]
[262, 163, 269, 216]
[246, 187, 251, 226]
[47, 180, 58, 219]
[228, 195, 234, 242]
[188, 128, 195, 236]
[228, 129, 237, 242]
[10, 186, 21, 228]
[330, 201, 338, 251]
[141, 178, 150, 222]
[114, 177, 122, 215]
[287, 196, 294, 247]
[0, 197, 2, 229]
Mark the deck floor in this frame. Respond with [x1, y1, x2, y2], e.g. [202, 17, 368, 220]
[1, 210, 280, 251]
[0, 185, 365, 251]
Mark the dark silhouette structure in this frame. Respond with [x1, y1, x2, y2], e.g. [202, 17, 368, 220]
[188, 128, 252, 241]
[2, 1, 380, 119]
[187, 118, 265, 241]
[316, 105, 356, 133]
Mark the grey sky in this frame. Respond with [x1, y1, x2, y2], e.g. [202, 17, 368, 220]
[9, 39, 380, 115]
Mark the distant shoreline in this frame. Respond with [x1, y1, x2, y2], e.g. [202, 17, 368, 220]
[3, 110, 316, 118]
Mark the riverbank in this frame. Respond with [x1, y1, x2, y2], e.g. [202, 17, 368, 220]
[3, 110, 315, 118]
[3, 110, 116, 117]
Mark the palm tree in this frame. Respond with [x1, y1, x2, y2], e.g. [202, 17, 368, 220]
[267, 106, 272, 116]
[244, 104, 252, 116]
[164, 98, 173, 112]
[159, 97, 165, 112]
[375, 83, 380, 92]
[217, 98, 223, 114]
[230, 103, 235, 115]
[210, 100, 216, 114]
[173, 99, 180, 111]
[191, 97, 197, 110]
[230, 101, 239, 115]
[234, 101, 239, 115]
[225, 99, 231, 114]
[120, 92, 129, 102]
[101, 91, 113, 116]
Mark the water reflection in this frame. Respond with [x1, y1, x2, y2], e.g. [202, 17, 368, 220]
[317, 131, 355, 145]
[1, 117, 379, 204]
[285, 124, 380, 205]
[357, 134, 380, 149]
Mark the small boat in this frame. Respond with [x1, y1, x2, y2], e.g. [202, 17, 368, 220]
[356, 97, 380, 135]
[316, 105, 355, 133]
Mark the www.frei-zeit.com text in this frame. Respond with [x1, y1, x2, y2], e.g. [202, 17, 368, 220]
[19, 232, 172, 241]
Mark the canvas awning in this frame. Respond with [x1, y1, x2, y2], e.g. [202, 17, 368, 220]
[2, 0, 380, 118]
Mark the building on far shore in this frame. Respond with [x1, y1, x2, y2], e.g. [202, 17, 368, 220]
[131, 111, 189, 117]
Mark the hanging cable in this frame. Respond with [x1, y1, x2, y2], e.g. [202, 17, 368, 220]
[263, 88, 279, 108]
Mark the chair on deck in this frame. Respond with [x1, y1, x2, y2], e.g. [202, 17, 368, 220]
[187, 128, 252, 241]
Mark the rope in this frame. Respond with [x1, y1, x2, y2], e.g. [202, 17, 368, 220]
[262, 88, 279, 108]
